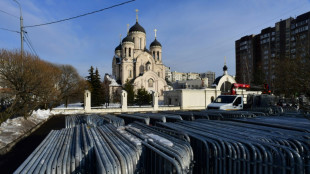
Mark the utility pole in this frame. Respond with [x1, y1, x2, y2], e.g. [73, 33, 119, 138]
[13, 0, 23, 57]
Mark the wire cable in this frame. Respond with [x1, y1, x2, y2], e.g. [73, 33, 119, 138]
[24, 37, 37, 56]
[24, 32, 38, 56]
[0, 9, 19, 19]
[0, 27, 20, 33]
[24, 37, 34, 55]
[24, 0, 136, 28]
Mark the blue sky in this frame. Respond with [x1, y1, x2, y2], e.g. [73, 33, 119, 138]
[1, 0, 310, 78]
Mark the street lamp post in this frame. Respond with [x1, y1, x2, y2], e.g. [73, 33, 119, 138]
[13, 0, 23, 57]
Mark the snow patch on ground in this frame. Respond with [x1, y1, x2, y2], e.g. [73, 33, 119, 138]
[55, 102, 121, 109]
[0, 109, 57, 149]
[55, 103, 83, 109]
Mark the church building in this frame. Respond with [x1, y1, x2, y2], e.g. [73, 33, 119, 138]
[112, 10, 169, 99]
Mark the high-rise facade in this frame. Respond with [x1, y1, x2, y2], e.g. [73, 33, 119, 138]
[236, 11, 310, 90]
[235, 35, 260, 84]
[260, 27, 276, 85]
[292, 12, 310, 59]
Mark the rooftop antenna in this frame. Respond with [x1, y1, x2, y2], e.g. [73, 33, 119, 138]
[135, 9, 139, 22]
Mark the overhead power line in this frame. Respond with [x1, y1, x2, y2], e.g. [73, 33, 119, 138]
[0, 9, 19, 19]
[0, 27, 20, 33]
[24, 37, 35, 56]
[24, 0, 136, 28]
[24, 32, 38, 56]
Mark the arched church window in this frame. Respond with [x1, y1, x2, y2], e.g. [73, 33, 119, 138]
[148, 79, 154, 87]
[153, 51, 155, 58]
[140, 65, 144, 74]
[157, 51, 160, 60]
[147, 64, 151, 71]
[124, 47, 127, 57]
[129, 70, 132, 78]
[129, 48, 131, 57]
[140, 38, 142, 49]
[158, 72, 160, 77]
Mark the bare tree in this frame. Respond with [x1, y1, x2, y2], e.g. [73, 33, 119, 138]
[0, 49, 60, 122]
[57, 65, 84, 107]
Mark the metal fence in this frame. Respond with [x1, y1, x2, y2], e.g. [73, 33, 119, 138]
[14, 124, 94, 174]
[101, 114, 125, 127]
[125, 122, 194, 174]
[117, 114, 150, 125]
[157, 117, 310, 174]
[65, 114, 125, 128]
[14, 123, 141, 174]
[15, 112, 310, 174]
[16, 115, 193, 174]
[90, 124, 142, 174]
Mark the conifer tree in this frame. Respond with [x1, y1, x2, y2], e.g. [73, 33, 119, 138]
[123, 79, 135, 105]
[86, 66, 104, 106]
[135, 87, 152, 106]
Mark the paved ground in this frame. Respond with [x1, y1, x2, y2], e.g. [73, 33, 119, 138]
[0, 115, 65, 174]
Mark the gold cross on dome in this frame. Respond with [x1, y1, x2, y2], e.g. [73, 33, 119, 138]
[119, 34, 122, 43]
[127, 24, 129, 34]
[135, 9, 139, 22]
[154, 29, 157, 38]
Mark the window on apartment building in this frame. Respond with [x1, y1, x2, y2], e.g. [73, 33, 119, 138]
[301, 34, 307, 39]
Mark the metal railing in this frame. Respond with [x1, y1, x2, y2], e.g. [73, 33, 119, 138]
[157, 117, 310, 174]
[16, 112, 310, 173]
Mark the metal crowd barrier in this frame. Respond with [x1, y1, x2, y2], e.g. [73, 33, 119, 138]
[162, 111, 195, 121]
[244, 106, 284, 115]
[125, 122, 194, 174]
[66, 115, 125, 128]
[134, 113, 166, 125]
[15, 123, 141, 174]
[65, 115, 87, 128]
[86, 114, 106, 127]
[157, 117, 310, 174]
[117, 113, 150, 125]
[174, 110, 264, 120]
[17, 113, 310, 173]
[163, 114, 183, 122]
[151, 112, 184, 122]
[14, 124, 94, 174]
[89, 124, 142, 174]
[101, 114, 125, 127]
[232, 116, 310, 133]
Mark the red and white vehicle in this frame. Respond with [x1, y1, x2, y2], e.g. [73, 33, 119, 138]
[207, 83, 250, 110]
